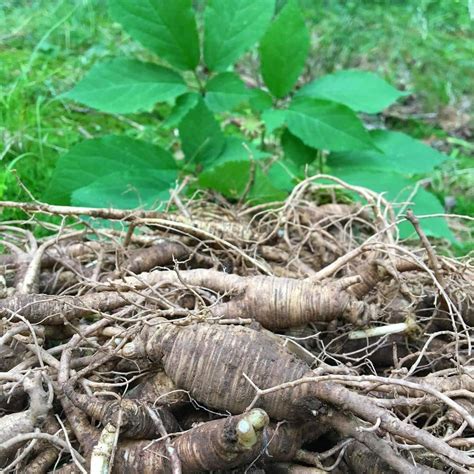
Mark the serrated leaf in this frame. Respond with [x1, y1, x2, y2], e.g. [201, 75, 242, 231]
[199, 138, 288, 202]
[328, 167, 414, 200]
[203, 137, 269, 167]
[259, 0, 309, 98]
[262, 108, 287, 134]
[178, 99, 225, 165]
[328, 130, 449, 174]
[109, 0, 199, 70]
[63, 59, 187, 114]
[297, 70, 409, 113]
[370, 130, 449, 173]
[72, 170, 172, 209]
[287, 97, 375, 151]
[44, 135, 178, 204]
[328, 167, 454, 241]
[163, 92, 200, 129]
[205, 72, 252, 112]
[204, 0, 275, 71]
[328, 149, 392, 172]
[281, 129, 316, 166]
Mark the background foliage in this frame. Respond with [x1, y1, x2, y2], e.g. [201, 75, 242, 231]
[1, 0, 473, 251]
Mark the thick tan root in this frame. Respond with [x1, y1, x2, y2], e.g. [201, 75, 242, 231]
[106, 269, 372, 328]
[123, 321, 310, 419]
[123, 320, 473, 469]
[1, 184, 473, 472]
[64, 407, 270, 473]
[0, 291, 138, 324]
[64, 383, 180, 439]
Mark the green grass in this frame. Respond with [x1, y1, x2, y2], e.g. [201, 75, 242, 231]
[1, 1, 171, 205]
[302, 0, 474, 109]
[1, 0, 473, 247]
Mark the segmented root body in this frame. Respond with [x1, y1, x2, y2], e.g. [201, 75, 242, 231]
[124, 322, 311, 419]
[110, 269, 371, 329]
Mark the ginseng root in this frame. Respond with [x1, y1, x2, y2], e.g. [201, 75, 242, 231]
[105, 269, 373, 328]
[122, 320, 473, 469]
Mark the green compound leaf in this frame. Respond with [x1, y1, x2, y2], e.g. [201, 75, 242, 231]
[72, 170, 172, 209]
[109, 0, 200, 70]
[178, 99, 225, 166]
[163, 92, 200, 129]
[287, 97, 376, 151]
[63, 59, 187, 114]
[249, 89, 273, 113]
[370, 130, 449, 173]
[198, 137, 268, 198]
[205, 72, 252, 113]
[281, 129, 316, 167]
[298, 70, 409, 114]
[259, 0, 309, 98]
[328, 130, 449, 174]
[328, 167, 413, 200]
[45, 135, 178, 205]
[204, 0, 275, 71]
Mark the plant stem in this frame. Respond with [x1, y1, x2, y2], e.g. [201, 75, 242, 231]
[317, 150, 324, 173]
[193, 70, 205, 95]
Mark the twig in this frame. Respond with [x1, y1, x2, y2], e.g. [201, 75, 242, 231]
[146, 406, 182, 474]
[405, 210, 445, 287]
[1, 435, 38, 472]
[0, 432, 86, 465]
[296, 445, 347, 471]
[55, 414, 86, 474]
[320, 411, 439, 473]
[0, 200, 159, 221]
[243, 373, 474, 466]
[0, 200, 272, 274]
[18, 230, 85, 294]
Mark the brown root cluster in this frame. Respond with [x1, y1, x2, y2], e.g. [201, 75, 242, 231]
[0, 176, 473, 473]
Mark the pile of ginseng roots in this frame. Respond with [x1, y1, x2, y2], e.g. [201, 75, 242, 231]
[0, 177, 472, 473]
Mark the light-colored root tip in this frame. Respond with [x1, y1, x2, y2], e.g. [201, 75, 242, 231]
[348, 322, 410, 340]
[236, 409, 269, 448]
[236, 419, 256, 447]
[121, 342, 137, 358]
[247, 408, 269, 430]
